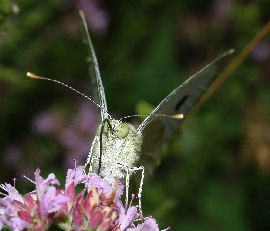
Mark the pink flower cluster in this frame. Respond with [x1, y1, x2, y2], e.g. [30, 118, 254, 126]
[0, 166, 162, 231]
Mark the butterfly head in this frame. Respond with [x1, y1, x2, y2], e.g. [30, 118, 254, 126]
[103, 119, 130, 139]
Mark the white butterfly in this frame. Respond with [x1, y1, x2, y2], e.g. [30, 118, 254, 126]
[78, 12, 234, 211]
[27, 11, 233, 212]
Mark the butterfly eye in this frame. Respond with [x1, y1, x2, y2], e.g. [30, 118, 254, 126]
[103, 120, 110, 134]
[116, 122, 129, 139]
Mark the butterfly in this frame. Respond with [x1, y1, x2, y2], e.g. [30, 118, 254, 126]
[77, 11, 234, 209]
[27, 11, 234, 211]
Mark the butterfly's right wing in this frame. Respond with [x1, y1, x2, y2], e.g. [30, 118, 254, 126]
[130, 120, 164, 193]
[138, 49, 234, 139]
[138, 120, 164, 180]
[80, 11, 108, 120]
[136, 49, 234, 181]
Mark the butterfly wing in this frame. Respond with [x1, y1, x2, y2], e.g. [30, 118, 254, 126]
[139, 120, 164, 179]
[80, 11, 109, 120]
[130, 120, 164, 192]
[138, 49, 234, 139]
[135, 50, 234, 182]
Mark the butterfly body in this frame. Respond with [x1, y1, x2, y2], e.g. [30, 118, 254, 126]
[89, 119, 142, 185]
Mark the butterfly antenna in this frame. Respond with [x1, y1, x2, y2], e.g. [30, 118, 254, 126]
[119, 113, 184, 122]
[26, 72, 112, 119]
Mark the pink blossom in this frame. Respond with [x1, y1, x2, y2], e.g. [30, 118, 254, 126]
[1, 216, 31, 231]
[34, 169, 60, 200]
[0, 183, 24, 204]
[88, 173, 113, 194]
[65, 165, 87, 189]
[119, 206, 138, 230]
[0, 166, 164, 230]
[0, 184, 24, 217]
[39, 186, 69, 216]
[129, 218, 160, 231]
[0, 199, 9, 214]
[88, 173, 123, 201]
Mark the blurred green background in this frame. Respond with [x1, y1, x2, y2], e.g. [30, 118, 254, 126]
[0, 0, 270, 230]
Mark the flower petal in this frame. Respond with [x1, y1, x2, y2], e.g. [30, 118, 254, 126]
[4, 184, 24, 203]
[65, 166, 87, 190]
[130, 218, 159, 231]
[73, 200, 84, 228]
[87, 210, 103, 228]
[40, 186, 69, 216]
[24, 194, 35, 212]
[0, 198, 10, 214]
[119, 206, 137, 230]
[18, 210, 32, 223]
[88, 174, 112, 196]
[3, 217, 31, 231]
[35, 169, 60, 200]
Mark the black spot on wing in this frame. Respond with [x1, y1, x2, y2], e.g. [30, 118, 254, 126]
[175, 95, 189, 111]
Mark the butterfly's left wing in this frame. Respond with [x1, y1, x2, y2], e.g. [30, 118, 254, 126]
[138, 49, 234, 139]
[80, 11, 109, 120]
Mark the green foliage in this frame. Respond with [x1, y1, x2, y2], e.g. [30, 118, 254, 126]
[0, 0, 11, 22]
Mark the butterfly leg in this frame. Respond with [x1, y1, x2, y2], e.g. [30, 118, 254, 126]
[129, 165, 145, 216]
[118, 164, 145, 216]
[125, 167, 131, 209]
[85, 135, 98, 175]
[115, 163, 131, 208]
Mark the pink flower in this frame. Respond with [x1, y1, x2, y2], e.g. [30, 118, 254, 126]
[119, 206, 138, 230]
[34, 169, 60, 197]
[39, 186, 69, 216]
[1, 216, 31, 231]
[65, 165, 87, 189]
[88, 173, 123, 201]
[130, 218, 160, 231]
[0, 166, 165, 230]
[0, 183, 24, 204]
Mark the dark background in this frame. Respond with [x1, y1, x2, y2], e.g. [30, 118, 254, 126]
[0, 0, 270, 230]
